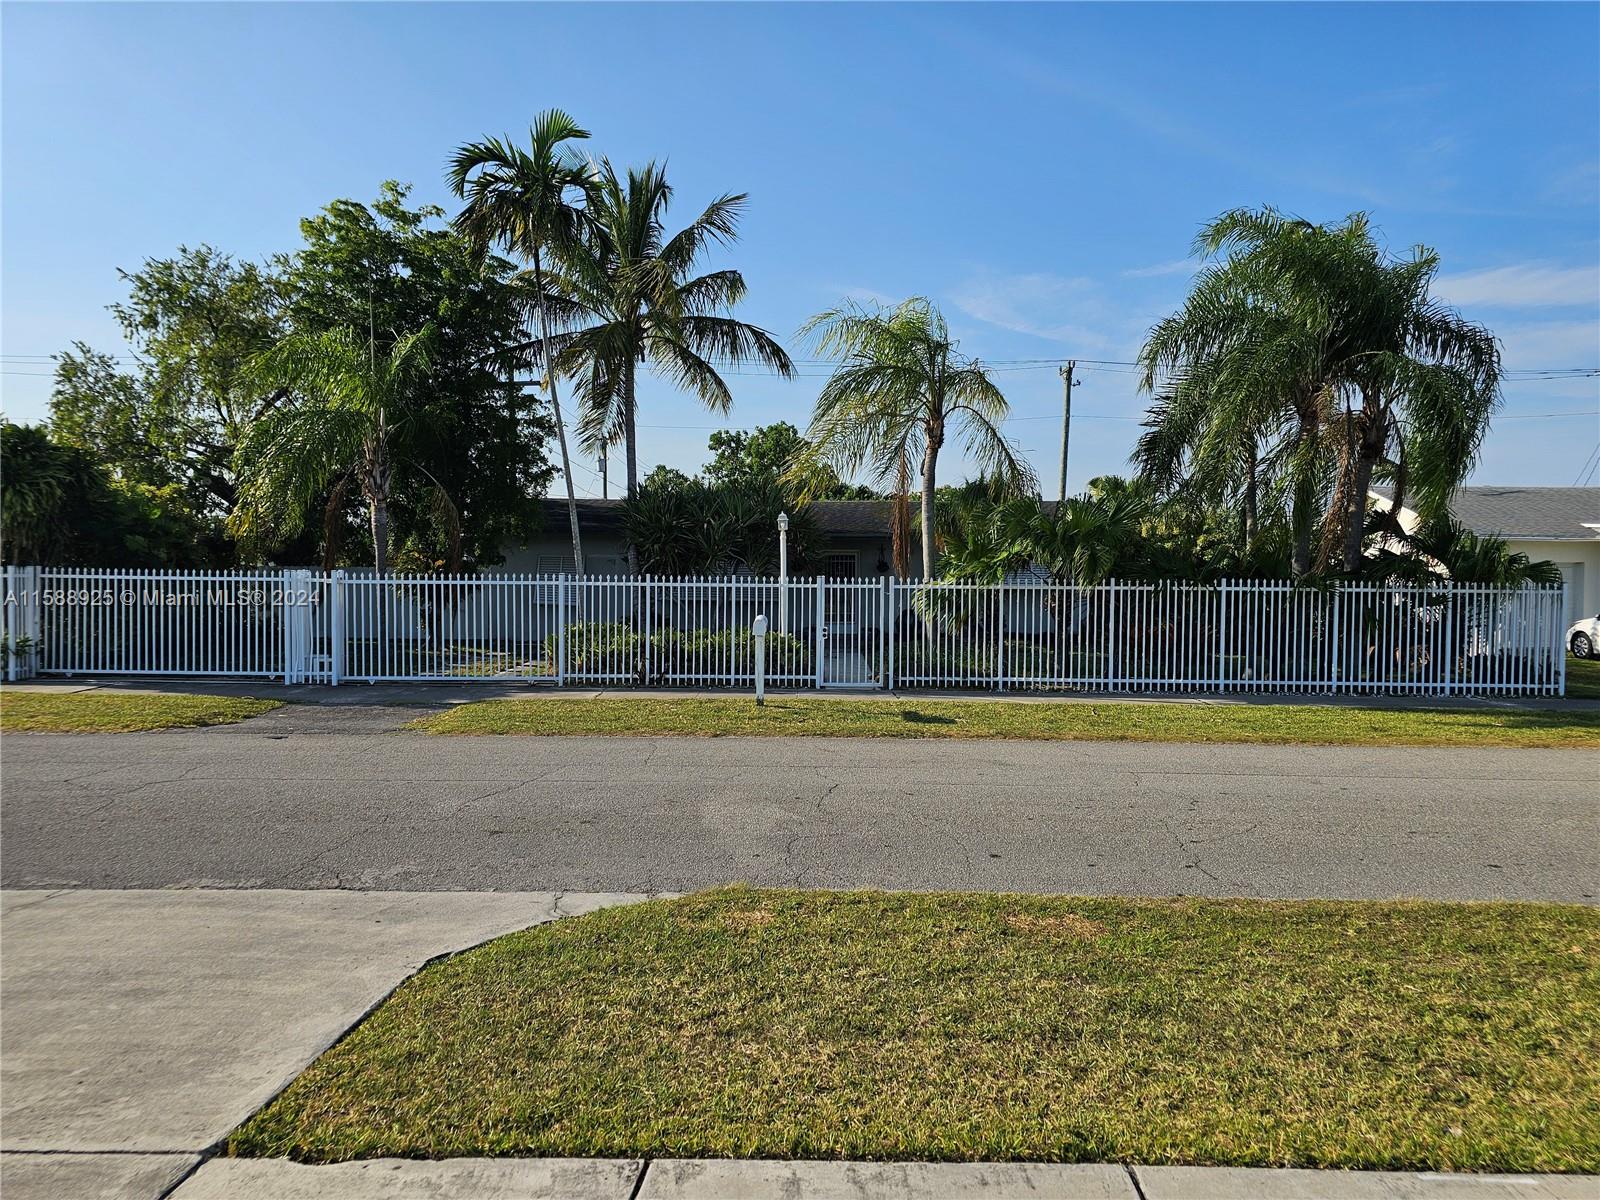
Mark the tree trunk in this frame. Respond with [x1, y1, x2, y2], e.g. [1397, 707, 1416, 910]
[624, 361, 639, 575]
[1292, 475, 1315, 578]
[370, 496, 389, 576]
[531, 249, 584, 576]
[1342, 396, 1387, 573]
[919, 422, 942, 581]
[1242, 441, 1259, 557]
[366, 430, 392, 576]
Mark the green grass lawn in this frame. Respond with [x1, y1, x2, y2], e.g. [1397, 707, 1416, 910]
[1566, 654, 1600, 699]
[0, 690, 281, 732]
[229, 888, 1600, 1171]
[410, 695, 1600, 749]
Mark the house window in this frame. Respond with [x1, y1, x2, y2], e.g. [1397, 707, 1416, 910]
[538, 555, 577, 574]
[825, 552, 858, 579]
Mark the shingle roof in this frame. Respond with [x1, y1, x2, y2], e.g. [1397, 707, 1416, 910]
[1372, 486, 1600, 541]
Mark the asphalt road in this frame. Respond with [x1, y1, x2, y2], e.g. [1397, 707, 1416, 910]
[3, 706, 1596, 900]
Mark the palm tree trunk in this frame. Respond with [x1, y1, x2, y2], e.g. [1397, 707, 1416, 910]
[370, 496, 389, 576]
[531, 249, 584, 576]
[624, 360, 639, 575]
[1343, 395, 1386, 573]
[919, 430, 940, 581]
[1242, 441, 1259, 557]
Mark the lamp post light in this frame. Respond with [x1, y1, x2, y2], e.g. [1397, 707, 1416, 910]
[776, 511, 790, 634]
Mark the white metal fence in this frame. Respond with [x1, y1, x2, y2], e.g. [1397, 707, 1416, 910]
[2, 566, 1570, 696]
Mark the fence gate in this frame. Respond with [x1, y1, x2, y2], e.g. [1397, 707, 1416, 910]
[816, 578, 886, 688]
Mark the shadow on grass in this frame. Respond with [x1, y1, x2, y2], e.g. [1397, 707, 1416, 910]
[899, 709, 959, 725]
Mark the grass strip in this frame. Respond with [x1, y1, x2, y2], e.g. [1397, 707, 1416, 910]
[229, 887, 1600, 1171]
[410, 695, 1600, 749]
[0, 690, 281, 732]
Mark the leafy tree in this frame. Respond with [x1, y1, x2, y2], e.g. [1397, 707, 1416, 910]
[49, 246, 286, 535]
[1, 422, 207, 566]
[450, 111, 594, 573]
[551, 160, 795, 571]
[797, 297, 1034, 580]
[279, 183, 556, 567]
[703, 422, 874, 497]
[233, 327, 437, 573]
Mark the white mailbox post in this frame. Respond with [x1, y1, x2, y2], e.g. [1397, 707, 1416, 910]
[752, 613, 769, 706]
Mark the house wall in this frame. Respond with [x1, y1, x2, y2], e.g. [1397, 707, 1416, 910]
[1509, 539, 1600, 631]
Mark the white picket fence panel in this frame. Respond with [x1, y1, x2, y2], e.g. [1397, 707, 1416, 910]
[10, 567, 1570, 696]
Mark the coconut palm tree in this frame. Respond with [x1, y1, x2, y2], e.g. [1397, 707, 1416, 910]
[546, 161, 794, 570]
[797, 298, 1035, 579]
[233, 325, 437, 573]
[449, 110, 593, 573]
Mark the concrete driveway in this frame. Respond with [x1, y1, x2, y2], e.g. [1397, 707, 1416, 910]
[0, 889, 644, 1200]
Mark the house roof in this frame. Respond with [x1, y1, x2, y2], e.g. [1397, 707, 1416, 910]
[536, 497, 901, 538]
[1371, 486, 1600, 541]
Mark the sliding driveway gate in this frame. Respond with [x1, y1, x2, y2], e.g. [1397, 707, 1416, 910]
[2, 566, 1570, 696]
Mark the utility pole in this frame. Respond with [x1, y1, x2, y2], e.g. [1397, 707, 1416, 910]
[599, 445, 608, 499]
[1057, 361, 1076, 503]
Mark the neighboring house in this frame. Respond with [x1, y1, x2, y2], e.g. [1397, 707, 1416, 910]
[1368, 485, 1600, 628]
[501, 498, 908, 578]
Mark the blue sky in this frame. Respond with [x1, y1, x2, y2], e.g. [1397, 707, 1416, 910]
[4, 2, 1597, 497]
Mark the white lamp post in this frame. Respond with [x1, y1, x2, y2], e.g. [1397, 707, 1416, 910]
[776, 511, 790, 635]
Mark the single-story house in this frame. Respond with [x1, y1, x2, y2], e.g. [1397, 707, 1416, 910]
[1368, 485, 1600, 628]
[501, 498, 912, 579]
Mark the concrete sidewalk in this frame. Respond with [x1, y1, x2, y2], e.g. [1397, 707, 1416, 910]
[0, 889, 649, 1200]
[10, 675, 1597, 711]
[164, 1156, 1596, 1198]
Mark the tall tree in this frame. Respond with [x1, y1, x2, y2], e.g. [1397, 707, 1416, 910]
[703, 421, 874, 498]
[797, 298, 1034, 580]
[449, 111, 594, 573]
[49, 246, 286, 529]
[281, 183, 555, 569]
[552, 161, 795, 570]
[233, 327, 435, 574]
[1137, 208, 1500, 576]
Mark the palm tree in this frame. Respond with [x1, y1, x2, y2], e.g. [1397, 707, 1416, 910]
[233, 326, 435, 573]
[549, 161, 794, 570]
[449, 110, 593, 574]
[797, 298, 1035, 579]
[1141, 208, 1500, 577]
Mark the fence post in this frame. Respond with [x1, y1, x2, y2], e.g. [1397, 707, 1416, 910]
[814, 577, 825, 689]
[1558, 580, 1568, 697]
[882, 575, 893, 690]
[330, 570, 346, 686]
[995, 582, 1006, 691]
[556, 575, 568, 686]
[3, 566, 15, 682]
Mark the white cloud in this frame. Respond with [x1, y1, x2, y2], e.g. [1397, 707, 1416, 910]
[948, 272, 1117, 349]
[1495, 319, 1600, 369]
[1123, 258, 1195, 279]
[1433, 263, 1600, 309]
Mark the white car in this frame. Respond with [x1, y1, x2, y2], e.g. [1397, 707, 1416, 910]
[1571, 614, 1600, 659]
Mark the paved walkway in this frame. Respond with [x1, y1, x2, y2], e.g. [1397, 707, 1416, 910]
[0, 889, 649, 1200]
[10, 675, 1598, 710]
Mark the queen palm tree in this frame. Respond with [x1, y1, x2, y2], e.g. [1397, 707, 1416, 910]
[796, 298, 1035, 579]
[1140, 208, 1500, 577]
[232, 325, 436, 573]
[449, 111, 593, 573]
[548, 161, 794, 571]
